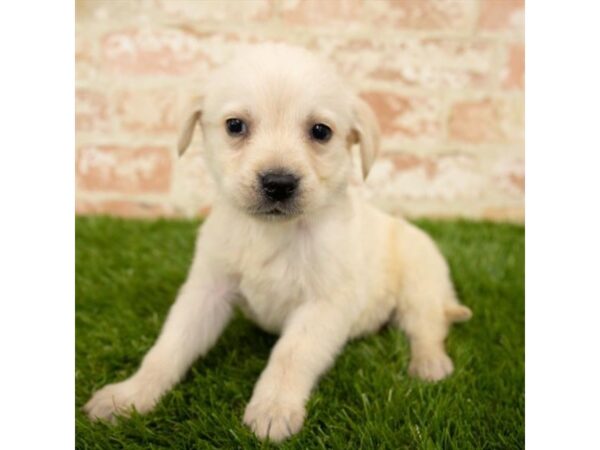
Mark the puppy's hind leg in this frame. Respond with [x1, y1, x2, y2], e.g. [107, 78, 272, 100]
[399, 301, 455, 382]
[393, 225, 471, 382]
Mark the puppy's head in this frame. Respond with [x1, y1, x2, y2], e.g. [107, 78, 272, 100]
[178, 43, 380, 220]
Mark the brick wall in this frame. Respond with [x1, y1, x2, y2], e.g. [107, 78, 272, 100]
[75, 0, 524, 221]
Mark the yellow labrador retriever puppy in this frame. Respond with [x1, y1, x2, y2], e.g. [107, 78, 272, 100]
[85, 43, 472, 442]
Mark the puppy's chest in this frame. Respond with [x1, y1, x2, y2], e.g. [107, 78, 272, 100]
[234, 235, 327, 333]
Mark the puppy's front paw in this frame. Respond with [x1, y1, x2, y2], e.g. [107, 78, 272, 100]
[243, 396, 306, 442]
[409, 350, 454, 382]
[83, 378, 159, 422]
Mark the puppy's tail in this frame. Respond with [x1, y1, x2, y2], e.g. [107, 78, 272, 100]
[444, 304, 473, 323]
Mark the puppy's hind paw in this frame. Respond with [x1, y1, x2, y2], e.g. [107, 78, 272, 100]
[408, 351, 454, 382]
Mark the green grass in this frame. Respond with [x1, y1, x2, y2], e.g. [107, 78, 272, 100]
[75, 216, 524, 449]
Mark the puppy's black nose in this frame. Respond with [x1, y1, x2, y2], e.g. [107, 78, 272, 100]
[260, 172, 299, 202]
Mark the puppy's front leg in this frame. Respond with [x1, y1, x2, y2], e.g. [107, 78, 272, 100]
[84, 253, 235, 421]
[244, 302, 350, 442]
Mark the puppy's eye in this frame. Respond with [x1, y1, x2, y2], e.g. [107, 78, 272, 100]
[226, 118, 247, 137]
[310, 123, 332, 142]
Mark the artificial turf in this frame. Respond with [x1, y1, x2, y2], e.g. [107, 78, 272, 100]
[75, 216, 524, 449]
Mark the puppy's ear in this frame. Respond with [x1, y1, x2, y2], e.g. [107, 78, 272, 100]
[351, 96, 381, 179]
[177, 98, 203, 156]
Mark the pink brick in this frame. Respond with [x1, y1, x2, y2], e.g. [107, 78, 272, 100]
[360, 91, 442, 142]
[448, 97, 524, 144]
[155, 0, 275, 22]
[75, 27, 97, 82]
[101, 28, 211, 76]
[478, 0, 524, 32]
[76, 0, 149, 21]
[492, 157, 525, 197]
[115, 88, 178, 134]
[391, 154, 438, 178]
[76, 89, 110, 133]
[501, 44, 525, 90]
[322, 37, 497, 90]
[367, 153, 485, 201]
[367, 0, 477, 30]
[76, 146, 172, 194]
[278, 0, 365, 27]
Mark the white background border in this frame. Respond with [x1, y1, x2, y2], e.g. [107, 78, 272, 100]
[527, 0, 600, 448]
[0, 2, 74, 448]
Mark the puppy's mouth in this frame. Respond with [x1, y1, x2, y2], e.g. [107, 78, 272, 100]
[263, 208, 286, 216]
[249, 202, 303, 220]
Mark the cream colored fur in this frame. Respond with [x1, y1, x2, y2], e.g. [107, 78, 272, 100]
[84, 43, 472, 442]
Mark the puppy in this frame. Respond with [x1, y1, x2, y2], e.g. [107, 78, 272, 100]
[84, 43, 472, 442]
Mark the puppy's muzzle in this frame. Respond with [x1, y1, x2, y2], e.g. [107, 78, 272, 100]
[260, 171, 299, 202]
